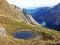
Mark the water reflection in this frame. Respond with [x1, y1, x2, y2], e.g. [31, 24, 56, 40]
[13, 31, 36, 39]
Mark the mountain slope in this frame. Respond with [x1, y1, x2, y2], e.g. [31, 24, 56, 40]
[12, 5, 41, 26]
[0, 0, 60, 45]
[0, 0, 24, 20]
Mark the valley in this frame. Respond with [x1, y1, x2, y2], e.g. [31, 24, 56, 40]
[0, 0, 60, 45]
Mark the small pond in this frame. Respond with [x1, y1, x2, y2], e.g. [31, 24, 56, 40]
[13, 31, 36, 39]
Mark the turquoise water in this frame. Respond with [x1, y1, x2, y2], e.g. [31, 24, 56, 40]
[13, 31, 36, 39]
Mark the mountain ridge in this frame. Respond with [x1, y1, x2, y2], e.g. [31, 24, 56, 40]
[0, 0, 60, 45]
[27, 3, 60, 31]
[12, 4, 41, 26]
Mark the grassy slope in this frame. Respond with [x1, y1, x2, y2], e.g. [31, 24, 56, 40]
[0, 0, 60, 45]
[0, 16, 60, 45]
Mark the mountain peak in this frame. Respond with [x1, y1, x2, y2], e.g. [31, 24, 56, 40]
[58, 3, 60, 5]
[54, 3, 60, 8]
[0, 0, 60, 45]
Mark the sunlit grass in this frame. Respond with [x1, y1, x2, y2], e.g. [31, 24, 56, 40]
[0, 0, 60, 45]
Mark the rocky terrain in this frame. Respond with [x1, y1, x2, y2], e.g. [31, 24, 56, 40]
[12, 5, 41, 26]
[0, 0, 60, 45]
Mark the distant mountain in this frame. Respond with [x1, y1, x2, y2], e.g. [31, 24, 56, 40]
[28, 7, 51, 23]
[45, 3, 60, 31]
[27, 3, 60, 31]
[0, 0, 60, 45]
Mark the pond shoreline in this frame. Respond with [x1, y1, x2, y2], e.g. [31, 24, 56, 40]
[13, 31, 36, 40]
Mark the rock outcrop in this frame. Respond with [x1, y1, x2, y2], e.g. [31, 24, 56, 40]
[0, 0, 59, 45]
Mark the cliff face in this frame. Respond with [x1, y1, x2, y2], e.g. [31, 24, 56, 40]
[12, 5, 41, 26]
[0, 0, 40, 26]
[22, 9, 41, 26]
[0, 0, 60, 45]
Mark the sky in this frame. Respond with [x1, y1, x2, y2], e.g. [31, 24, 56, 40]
[7, 0, 60, 9]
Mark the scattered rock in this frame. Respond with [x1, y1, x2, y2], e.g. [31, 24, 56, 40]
[0, 26, 8, 37]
